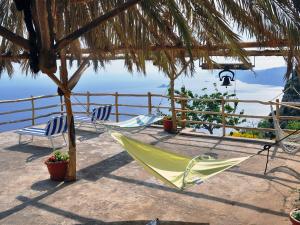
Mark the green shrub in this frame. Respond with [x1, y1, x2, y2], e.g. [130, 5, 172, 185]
[292, 210, 300, 222]
[286, 121, 300, 130]
[53, 150, 69, 161]
[169, 84, 246, 134]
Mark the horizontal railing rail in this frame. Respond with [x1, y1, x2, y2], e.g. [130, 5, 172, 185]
[1, 92, 300, 136]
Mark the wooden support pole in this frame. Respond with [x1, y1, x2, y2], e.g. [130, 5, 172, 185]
[148, 92, 152, 115]
[87, 91, 90, 114]
[221, 97, 226, 136]
[180, 98, 187, 129]
[115, 92, 119, 122]
[31, 96, 35, 126]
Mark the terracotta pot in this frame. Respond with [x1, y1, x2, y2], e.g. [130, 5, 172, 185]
[163, 119, 173, 132]
[45, 160, 68, 181]
[290, 209, 300, 225]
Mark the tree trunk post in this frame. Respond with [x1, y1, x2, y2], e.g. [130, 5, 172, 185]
[64, 91, 77, 181]
[31, 95, 35, 126]
[115, 92, 119, 122]
[169, 78, 177, 133]
[148, 92, 152, 115]
[221, 97, 226, 136]
[59, 58, 76, 181]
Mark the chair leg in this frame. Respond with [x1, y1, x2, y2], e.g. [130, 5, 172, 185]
[62, 133, 67, 146]
[49, 136, 55, 151]
[18, 134, 34, 144]
[93, 123, 98, 132]
[77, 121, 83, 129]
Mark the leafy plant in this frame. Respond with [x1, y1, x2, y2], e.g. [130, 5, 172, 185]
[292, 209, 300, 222]
[47, 150, 69, 163]
[286, 121, 300, 130]
[170, 84, 246, 134]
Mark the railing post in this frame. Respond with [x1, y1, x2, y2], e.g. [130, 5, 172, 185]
[148, 92, 152, 115]
[221, 97, 226, 136]
[115, 92, 119, 122]
[87, 91, 90, 114]
[31, 95, 35, 125]
[276, 99, 280, 140]
[180, 98, 187, 128]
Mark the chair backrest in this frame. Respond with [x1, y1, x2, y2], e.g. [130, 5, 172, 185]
[45, 115, 68, 136]
[91, 105, 112, 122]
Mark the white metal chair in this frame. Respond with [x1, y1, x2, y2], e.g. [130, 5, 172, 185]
[74, 105, 112, 131]
[15, 115, 68, 150]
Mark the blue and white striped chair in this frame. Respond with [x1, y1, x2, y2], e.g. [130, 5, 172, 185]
[74, 105, 112, 131]
[15, 115, 68, 151]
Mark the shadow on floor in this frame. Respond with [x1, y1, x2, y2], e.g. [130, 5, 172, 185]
[105, 174, 288, 218]
[4, 192, 208, 224]
[267, 166, 300, 181]
[0, 182, 70, 220]
[106, 221, 209, 225]
[230, 168, 300, 185]
[31, 179, 64, 192]
[4, 144, 52, 162]
[78, 151, 133, 181]
[76, 128, 103, 142]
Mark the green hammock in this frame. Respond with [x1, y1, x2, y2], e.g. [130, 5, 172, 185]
[111, 132, 250, 190]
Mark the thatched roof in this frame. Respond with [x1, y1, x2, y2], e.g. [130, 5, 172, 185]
[0, 0, 300, 78]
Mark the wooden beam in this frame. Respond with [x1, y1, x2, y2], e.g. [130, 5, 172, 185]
[80, 40, 290, 54]
[0, 49, 291, 63]
[68, 59, 90, 90]
[0, 26, 30, 50]
[55, 0, 142, 51]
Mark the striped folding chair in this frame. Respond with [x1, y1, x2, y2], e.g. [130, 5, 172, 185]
[74, 105, 112, 131]
[15, 115, 68, 151]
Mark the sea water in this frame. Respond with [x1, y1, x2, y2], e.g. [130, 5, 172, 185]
[0, 59, 286, 133]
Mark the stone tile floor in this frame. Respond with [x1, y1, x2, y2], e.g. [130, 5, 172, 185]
[0, 127, 299, 225]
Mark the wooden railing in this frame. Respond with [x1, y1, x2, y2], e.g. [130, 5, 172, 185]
[1, 92, 300, 135]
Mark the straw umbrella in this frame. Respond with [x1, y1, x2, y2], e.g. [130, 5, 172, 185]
[0, 0, 299, 181]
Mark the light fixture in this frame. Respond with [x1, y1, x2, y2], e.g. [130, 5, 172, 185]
[219, 67, 235, 88]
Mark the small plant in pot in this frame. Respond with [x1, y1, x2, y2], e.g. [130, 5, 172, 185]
[290, 189, 300, 225]
[45, 150, 69, 181]
[163, 115, 173, 132]
[290, 209, 300, 225]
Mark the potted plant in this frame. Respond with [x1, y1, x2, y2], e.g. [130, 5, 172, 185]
[290, 209, 300, 225]
[45, 150, 69, 181]
[163, 115, 173, 132]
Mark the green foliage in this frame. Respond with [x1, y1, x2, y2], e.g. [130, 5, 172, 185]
[53, 150, 69, 162]
[286, 121, 300, 130]
[258, 118, 300, 139]
[292, 210, 300, 222]
[170, 84, 246, 134]
[257, 119, 276, 139]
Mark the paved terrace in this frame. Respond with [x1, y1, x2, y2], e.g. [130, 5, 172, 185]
[0, 126, 299, 225]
